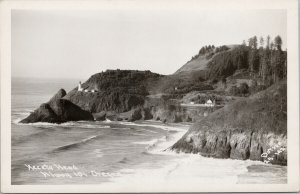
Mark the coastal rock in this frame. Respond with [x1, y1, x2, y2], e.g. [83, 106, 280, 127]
[151, 107, 197, 123]
[20, 89, 93, 123]
[93, 111, 107, 121]
[50, 99, 94, 122]
[173, 128, 287, 165]
[105, 111, 123, 121]
[141, 107, 153, 120]
[20, 103, 60, 123]
[101, 107, 153, 122]
[127, 108, 143, 122]
[48, 88, 67, 104]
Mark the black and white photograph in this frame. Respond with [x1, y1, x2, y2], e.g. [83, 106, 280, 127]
[1, 0, 299, 192]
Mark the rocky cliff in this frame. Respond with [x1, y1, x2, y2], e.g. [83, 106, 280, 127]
[171, 81, 287, 165]
[20, 89, 94, 123]
[64, 70, 162, 113]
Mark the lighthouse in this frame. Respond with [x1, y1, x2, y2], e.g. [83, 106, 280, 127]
[78, 81, 83, 92]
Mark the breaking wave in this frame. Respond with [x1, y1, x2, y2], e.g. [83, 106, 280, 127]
[52, 135, 99, 152]
[14, 119, 110, 129]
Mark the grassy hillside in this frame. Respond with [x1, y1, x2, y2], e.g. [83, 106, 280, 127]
[189, 80, 287, 134]
[174, 45, 237, 75]
[175, 55, 211, 74]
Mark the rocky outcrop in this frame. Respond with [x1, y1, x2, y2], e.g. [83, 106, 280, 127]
[172, 128, 287, 165]
[63, 70, 162, 113]
[145, 96, 221, 123]
[93, 111, 107, 121]
[92, 107, 153, 122]
[64, 90, 145, 113]
[171, 81, 287, 165]
[20, 103, 61, 123]
[20, 89, 93, 123]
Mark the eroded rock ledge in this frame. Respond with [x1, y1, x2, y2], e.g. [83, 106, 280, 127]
[171, 129, 286, 165]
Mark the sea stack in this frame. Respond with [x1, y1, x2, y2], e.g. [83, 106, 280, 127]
[20, 89, 94, 123]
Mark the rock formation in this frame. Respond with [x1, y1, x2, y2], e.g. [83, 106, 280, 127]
[20, 89, 93, 123]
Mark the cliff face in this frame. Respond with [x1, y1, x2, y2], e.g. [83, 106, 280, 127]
[171, 81, 287, 165]
[64, 90, 145, 113]
[64, 70, 162, 113]
[20, 89, 94, 123]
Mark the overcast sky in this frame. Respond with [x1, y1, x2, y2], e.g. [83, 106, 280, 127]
[12, 9, 287, 80]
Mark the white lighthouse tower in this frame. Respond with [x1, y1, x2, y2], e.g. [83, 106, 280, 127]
[78, 81, 83, 92]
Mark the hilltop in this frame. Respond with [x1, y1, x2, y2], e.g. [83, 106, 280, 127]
[64, 70, 163, 113]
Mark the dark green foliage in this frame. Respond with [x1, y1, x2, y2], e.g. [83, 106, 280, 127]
[190, 45, 228, 63]
[249, 84, 267, 94]
[207, 46, 249, 79]
[229, 83, 249, 97]
[239, 83, 249, 95]
[86, 70, 162, 96]
[248, 49, 260, 74]
[206, 35, 286, 88]
[199, 45, 215, 55]
[215, 45, 229, 53]
[274, 35, 282, 51]
[248, 36, 258, 49]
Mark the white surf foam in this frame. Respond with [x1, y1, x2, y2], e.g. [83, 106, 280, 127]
[118, 121, 188, 132]
[132, 126, 187, 153]
[113, 122, 285, 188]
[14, 120, 110, 129]
[107, 154, 269, 190]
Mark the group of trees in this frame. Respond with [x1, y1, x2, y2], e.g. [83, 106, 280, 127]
[208, 35, 287, 86]
[215, 45, 230, 53]
[198, 45, 230, 56]
[246, 35, 286, 85]
[199, 45, 215, 55]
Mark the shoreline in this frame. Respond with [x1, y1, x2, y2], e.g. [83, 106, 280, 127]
[13, 115, 286, 166]
[11, 117, 286, 185]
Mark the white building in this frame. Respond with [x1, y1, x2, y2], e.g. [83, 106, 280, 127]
[205, 99, 215, 107]
[78, 81, 83, 92]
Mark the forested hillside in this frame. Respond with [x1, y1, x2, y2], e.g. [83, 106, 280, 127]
[158, 35, 287, 97]
[207, 35, 287, 87]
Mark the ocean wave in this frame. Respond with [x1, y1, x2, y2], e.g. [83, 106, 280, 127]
[133, 135, 169, 151]
[118, 121, 188, 132]
[13, 120, 110, 129]
[143, 131, 186, 154]
[104, 119, 112, 123]
[136, 128, 158, 134]
[128, 132, 145, 136]
[133, 139, 158, 145]
[52, 135, 99, 152]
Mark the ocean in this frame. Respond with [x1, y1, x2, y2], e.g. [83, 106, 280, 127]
[11, 77, 287, 186]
